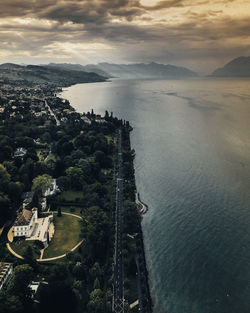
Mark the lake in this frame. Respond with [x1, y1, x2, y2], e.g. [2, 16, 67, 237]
[61, 78, 250, 313]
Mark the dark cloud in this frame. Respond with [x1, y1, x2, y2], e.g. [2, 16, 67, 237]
[141, 0, 185, 10]
[0, 0, 144, 23]
[0, 0, 249, 73]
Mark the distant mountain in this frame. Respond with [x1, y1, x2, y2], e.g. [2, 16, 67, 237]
[212, 57, 250, 77]
[47, 63, 111, 78]
[93, 62, 197, 78]
[0, 63, 106, 85]
[0, 63, 23, 69]
[45, 62, 197, 79]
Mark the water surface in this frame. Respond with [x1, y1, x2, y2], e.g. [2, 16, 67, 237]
[61, 78, 250, 313]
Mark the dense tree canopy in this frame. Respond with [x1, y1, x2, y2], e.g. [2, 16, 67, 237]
[32, 174, 53, 195]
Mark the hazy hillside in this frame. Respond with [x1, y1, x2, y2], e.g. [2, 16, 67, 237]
[0, 63, 106, 85]
[47, 63, 110, 78]
[212, 57, 250, 77]
[94, 62, 197, 78]
[46, 62, 197, 79]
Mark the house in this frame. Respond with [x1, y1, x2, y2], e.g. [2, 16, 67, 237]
[81, 116, 91, 124]
[0, 263, 13, 291]
[40, 179, 60, 211]
[13, 208, 54, 246]
[29, 281, 40, 299]
[21, 191, 34, 209]
[94, 117, 106, 124]
[44, 179, 59, 197]
[40, 197, 47, 211]
[13, 208, 38, 238]
[14, 147, 27, 158]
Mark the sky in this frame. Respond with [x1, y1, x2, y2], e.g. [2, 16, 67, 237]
[0, 0, 250, 74]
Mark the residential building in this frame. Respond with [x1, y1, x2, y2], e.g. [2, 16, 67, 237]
[0, 263, 13, 291]
[44, 179, 59, 197]
[14, 147, 27, 158]
[13, 208, 54, 246]
[13, 208, 38, 237]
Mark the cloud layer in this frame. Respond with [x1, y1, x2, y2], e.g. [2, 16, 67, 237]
[0, 0, 250, 73]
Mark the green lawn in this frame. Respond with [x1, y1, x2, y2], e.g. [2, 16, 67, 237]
[43, 214, 82, 259]
[58, 190, 84, 202]
[10, 240, 40, 259]
[59, 206, 83, 217]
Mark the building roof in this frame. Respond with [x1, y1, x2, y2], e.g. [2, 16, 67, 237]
[0, 263, 12, 282]
[21, 191, 34, 200]
[14, 147, 27, 157]
[14, 208, 33, 226]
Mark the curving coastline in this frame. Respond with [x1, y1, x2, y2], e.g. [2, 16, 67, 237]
[122, 126, 153, 312]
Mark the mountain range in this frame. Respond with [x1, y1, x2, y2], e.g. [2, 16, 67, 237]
[0, 63, 106, 85]
[46, 62, 198, 79]
[2, 57, 249, 83]
[212, 56, 250, 77]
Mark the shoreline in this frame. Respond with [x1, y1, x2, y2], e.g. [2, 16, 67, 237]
[122, 126, 153, 312]
[58, 83, 153, 312]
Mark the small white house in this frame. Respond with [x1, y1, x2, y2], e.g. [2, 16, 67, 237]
[29, 281, 41, 299]
[44, 179, 59, 198]
[81, 116, 91, 124]
[14, 147, 27, 158]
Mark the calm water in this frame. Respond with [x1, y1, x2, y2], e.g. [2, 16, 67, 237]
[61, 78, 250, 313]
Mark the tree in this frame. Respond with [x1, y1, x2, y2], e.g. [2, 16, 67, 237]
[32, 174, 53, 195]
[104, 110, 109, 120]
[2, 161, 17, 178]
[65, 167, 84, 190]
[61, 141, 74, 156]
[45, 155, 56, 173]
[38, 281, 77, 313]
[34, 240, 44, 250]
[0, 193, 11, 227]
[72, 263, 85, 280]
[54, 159, 65, 177]
[0, 163, 10, 193]
[23, 245, 35, 265]
[41, 132, 52, 143]
[87, 289, 105, 313]
[72, 280, 83, 298]
[0, 294, 24, 313]
[89, 262, 102, 279]
[8, 181, 24, 202]
[56, 176, 70, 191]
[57, 207, 62, 217]
[93, 277, 100, 289]
[7, 264, 34, 297]
[82, 207, 111, 261]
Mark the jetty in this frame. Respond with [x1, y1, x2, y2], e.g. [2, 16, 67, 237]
[136, 192, 148, 214]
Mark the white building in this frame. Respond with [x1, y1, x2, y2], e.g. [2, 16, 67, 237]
[13, 208, 54, 246]
[0, 263, 13, 291]
[44, 179, 59, 198]
[14, 147, 27, 158]
[13, 208, 38, 238]
[81, 116, 91, 124]
[29, 281, 40, 299]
